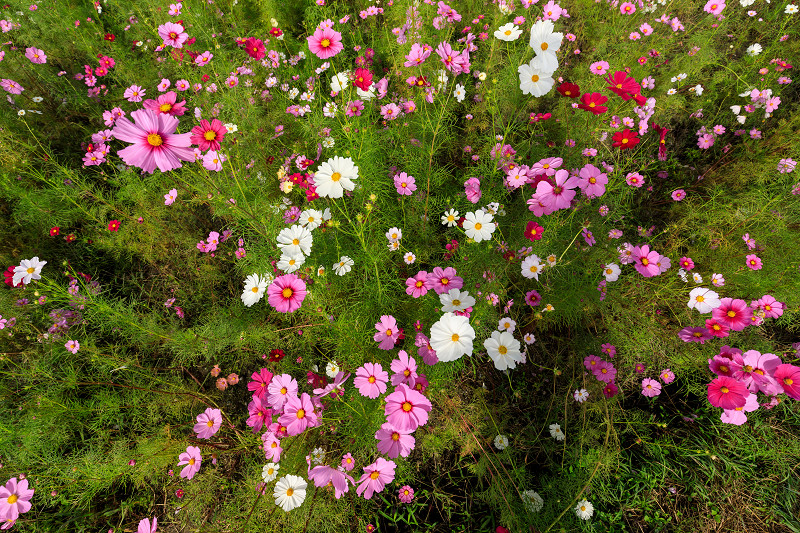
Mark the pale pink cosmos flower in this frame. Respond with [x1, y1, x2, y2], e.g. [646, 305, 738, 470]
[531, 157, 562, 176]
[267, 274, 307, 313]
[195, 51, 213, 66]
[307, 27, 343, 59]
[193, 408, 222, 439]
[404, 43, 431, 67]
[384, 384, 431, 432]
[345, 100, 364, 117]
[394, 172, 417, 195]
[536, 169, 579, 211]
[341, 453, 356, 471]
[354, 362, 389, 399]
[375, 422, 415, 458]
[25, 46, 46, 64]
[278, 392, 318, 436]
[590, 60, 610, 75]
[158, 22, 188, 48]
[268, 374, 299, 410]
[720, 393, 758, 425]
[263, 434, 283, 462]
[415, 332, 439, 365]
[177, 446, 202, 480]
[631, 244, 660, 277]
[756, 294, 784, 319]
[1, 79, 24, 94]
[142, 91, 187, 116]
[137, 517, 158, 533]
[464, 176, 482, 203]
[308, 465, 355, 499]
[0, 477, 34, 521]
[374, 315, 400, 350]
[164, 188, 177, 205]
[202, 150, 225, 172]
[356, 457, 396, 499]
[381, 102, 401, 120]
[65, 340, 80, 354]
[398, 485, 415, 503]
[111, 109, 194, 174]
[745, 254, 762, 270]
[577, 164, 608, 198]
[641, 378, 661, 397]
[390, 350, 418, 387]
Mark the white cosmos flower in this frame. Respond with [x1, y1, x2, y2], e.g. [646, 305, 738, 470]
[494, 434, 509, 450]
[331, 71, 350, 93]
[523, 490, 544, 513]
[687, 287, 721, 314]
[314, 156, 358, 199]
[520, 254, 543, 280]
[746, 43, 762, 56]
[333, 255, 354, 276]
[498, 317, 516, 333]
[274, 474, 307, 512]
[429, 312, 475, 362]
[439, 288, 476, 313]
[495, 22, 522, 41]
[385, 227, 402, 242]
[549, 423, 565, 441]
[299, 209, 323, 230]
[518, 60, 555, 97]
[277, 224, 313, 256]
[441, 208, 459, 227]
[13, 256, 47, 285]
[277, 252, 305, 273]
[603, 263, 621, 282]
[529, 19, 562, 73]
[483, 330, 524, 371]
[325, 361, 340, 378]
[453, 83, 466, 102]
[262, 462, 280, 482]
[575, 499, 594, 520]
[462, 210, 496, 242]
[241, 273, 268, 307]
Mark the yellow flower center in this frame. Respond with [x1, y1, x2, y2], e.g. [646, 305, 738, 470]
[251, 287, 259, 293]
[589, 177, 596, 184]
[531, 74, 539, 83]
[415, 280, 424, 288]
[321, 39, 330, 48]
[368, 376, 376, 383]
[204, 131, 217, 140]
[641, 258, 649, 266]
[282, 287, 293, 298]
[296, 409, 305, 419]
[386, 329, 393, 336]
[720, 386, 729, 394]
[286, 488, 294, 496]
[451, 333, 459, 342]
[622, 138, 629, 144]
[370, 471, 380, 479]
[474, 223, 482, 231]
[727, 310, 736, 318]
[498, 346, 507, 355]
[784, 378, 794, 386]
[206, 420, 214, 427]
[188, 458, 195, 465]
[7, 495, 18, 505]
[696, 295, 705, 302]
[392, 432, 400, 441]
[27, 267, 35, 274]
[159, 103, 173, 113]
[331, 172, 341, 182]
[402, 401, 413, 412]
[452, 299, 461, 307]
[504, 30, 512, 36]
[147, 133, 163, 147]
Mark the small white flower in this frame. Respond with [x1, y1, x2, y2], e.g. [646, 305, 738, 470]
[692, 84, 704, 96]
[387, 241, 400, 251]
[17, 109, 26, 116]
[746, 43, 762, 57]
[334, 256, 353, 276]
[667, 88, 677, 95]
[575, 499, 594, 520]
[574, 389, 589, 403]
[403, 252, 416, 264]
[385, 227, 402, 242]
[262, 462, 280, 482]
[223, 123, 238, 133]
[32, 96, 43, 103]
[498, 317, 516, 333]
[277, 252, 305, 274]
[522, 490, 544, 513]
[494, 434, 509, 450]
[549, 423, 565, 441]
[440, 288, 476, 313]
[299, 209, 324, 231]
[546, 254, 557, 267]
[692, 272, 703, 283]
[494, 22, 522, 41]
[453, 83, 466, 103]
[321, 136, 335, 148]
[602, 263, 621, 282]
[523, 333, 536, 345]
[310, 447, 325, 465]
[288, 87, 299, 99]
[241, 273, 268, 307]
[441, 208, 460, 227]
[786, 3, 799, 13]
[274, 474, 307, 512]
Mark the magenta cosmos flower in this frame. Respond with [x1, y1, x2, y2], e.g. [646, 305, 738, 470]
[398, 485, 415, 503]
[374, 315, 400, 350]
[678, 326, 712, 344]
[142, 91, 187, 117]
[267, 274, 307, 313]
[641, 378, 662, 397]
[158, 22, 188, 48]
[190, 119, 226, 151]
[711, 298, 752, 331]
[707, 376, 748, 410]
[354, 362, 389, 399]
[426, 266, 463, 295]
[307, 27, 343, 59]
[384, 384, 431, 432]
[247, 368, 274, 400]
[0, 477, 34, 521]
[111, 109, 194, 174]
[535, 169, 579, 211]
[193, 407, 222, 439]
[631, 245, 660, 277]
[375, 423, 415, 459]
[247, 395, 272, 433]
[177, 446, 202, 480]
[356, 457, 396, 499]
[308, 465, 355, 499]
[745, 254, 763, 270]
[279, 392, 318, 436]
[775, 364, 800, 400]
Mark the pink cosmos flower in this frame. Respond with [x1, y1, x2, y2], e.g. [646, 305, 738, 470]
[745, 254, 762, 270]
[734, 350, 782, 395]
[641, 378, 661, 397]
[195, 51, 213, 66]
[111, 109, 194, 174]
[177, 446, 202, 480]
[678, 326, 712, 344]
[65, 340, 80, 354]
[464, 177, 482, 203]
[590, 60, 610, 75]
[720, 392, 758, 425]
[531, 157, 562, 176]
[308, 465, 355, 499]
[381, 103, 401, 120]
[577, 164, 608, 198]
[356, 457, 396, 499]
[307, 27, 343, 59]
[345, 100, 364, 117]
[354, 362, 389, 399]
[707, 376, 748, 410]
[398, 485, 415, 503]
[1, 79, 24, 95]
[247, 395, 272, 433]
[709, 354, 741, 377]
[406, 271, 429, 298]
[415, 333, 439, 365]
[244, 37, 266, 60]
[190, 119, 226, 151]
[426, 267, 463, 295]
[267, 274, 307, 313]
[631, 245, 660, 277]
[385, 384, 432, 433]
[202, 150, 225, 172]
[672, 189, 686, 201]
[535, 169, 579, 211]
[775, 364, 800, 400]
[193, 407, 222, 439]
[248, 368, 274, 400]
[704, 0, 725, 15]
[394, 172, 417, 195]
[374, 315, 400, 350]
[25, 46, 46, 64]
[137, 517, 158, 533]
[375, 423, 415, 459]
[279, 392, 318, 436]
[404, 43, 431, 67]
[705, 318, 730, 338]
[267, 373, 299, 411]
[341, 453, 356, 471]
[593, 360, 617, 383]
[0, 477, 34, 521]
[625, 172, 645, 188]
[390, 350, 418, 387]
[711, 298, 752, 331]
[158, 22, 188, 48]
[263, 434, 283, 462]
[756, 294, 784, 319]
[143, 91, 187, 117]
[679, 257, 695, 270]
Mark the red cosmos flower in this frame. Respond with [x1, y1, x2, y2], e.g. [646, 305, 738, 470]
[556, 82, 580, 98]
[201, 74, 210, 82]
[414, 75, 430, 87]
[605, 70, 641, 100]
[577, 92, 608, 115]
[268, 348, 287, 362]
[353, 68, 373, 91]
[108, 220, 120, 232]
[65, 234, 76, 243]
[190, 119, 226, 151]
[524, 221, 544, 241]
[50, 227, 60, 236]
[244, 37, 265, 60]
[104, 33, 115, 42]
[612, 129, 640, 150]
[653, 123, 669, 161]
[269, 27, 283, 38]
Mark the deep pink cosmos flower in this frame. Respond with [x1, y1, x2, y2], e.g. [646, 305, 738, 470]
[605, 71, 641, 100]
[525, 290, 542, 306]
[536, 169, 579, 211]
[524, 221, 544, 241]
[390, 350, 418, 387]
[709, 355, 740, 377]
[679, 256, 695, 270]
[246, 395, 272, 433]
[775, 364, 800, 400]
[593, 360, 617, 383]
[385, 384, 432, 432]
[111, 109, 194, 174]
[374, 315, 400, 350]
[190, 119, 226, 151]
[354, 362, 389, 399]
[267, 274, 307, 313]
[745, 254, 763, 270]
[406, 271, 429, 298]
[308, 465, 355, 499]
[601, 343, 617, 358]
[142, 91, 187, 117]
[707, 376, 749, 410]
[705, 318, 730, 338]
[0, 477, 34, 521]
[398, 485, 415, 503]
[375, 423, 415, 459]
[631, 245, 660, 277]
[678, 326, 712, 344]
[247, 368, 274, 400]
[354, 67, 374, 91]
[711, 298, 752, 331]
[267, 373, 299, 410]
[426, 267, 463, 295]
[602, 382, 619, 398]
[244, 37, 266, 60]
[193, 407, 222, 439]
[279, 392, 318, 436]
[307, 27, 343, 59]
[356, 457, 396, 499]
[177, 446, 202, 480]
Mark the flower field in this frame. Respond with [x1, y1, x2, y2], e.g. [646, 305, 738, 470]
[1, 0, 799, 531]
